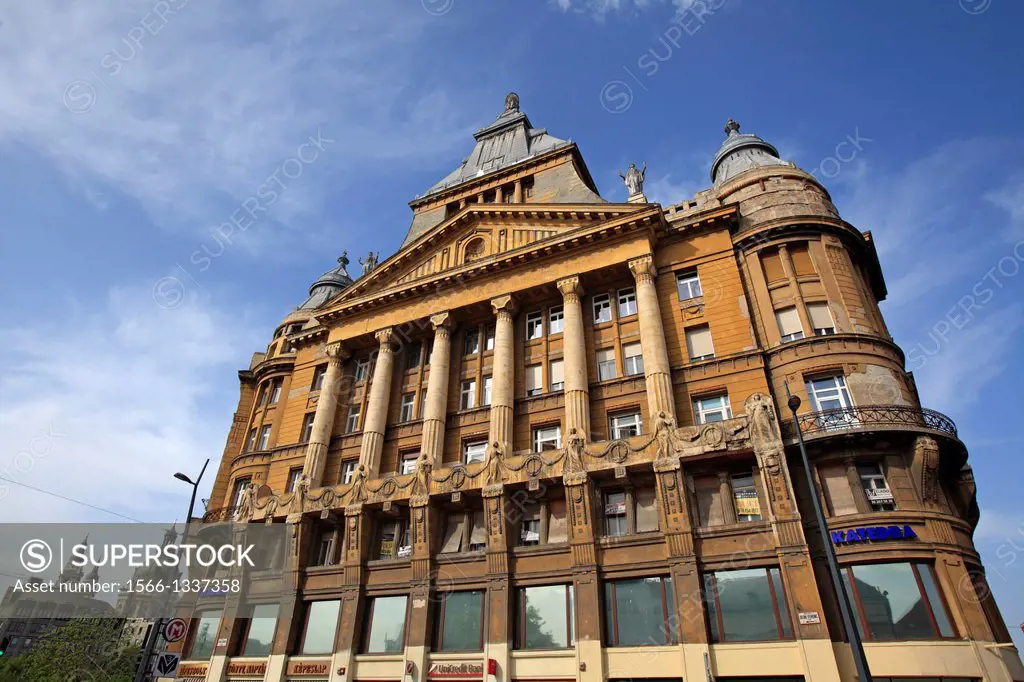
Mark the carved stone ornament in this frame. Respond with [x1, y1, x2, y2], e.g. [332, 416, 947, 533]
[564, 427, 587, 474]
[237, 484, 257, 522]
[744, 393, 782, 449]
[413, 451, 432, 497]
[485, 441, 504, 486]
[349, 464, 368, 503]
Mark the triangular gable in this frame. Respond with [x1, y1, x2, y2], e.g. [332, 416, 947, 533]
[333, 203, 649, 302]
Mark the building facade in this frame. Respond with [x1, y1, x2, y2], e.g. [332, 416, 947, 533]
[175, 95, 1022, 682]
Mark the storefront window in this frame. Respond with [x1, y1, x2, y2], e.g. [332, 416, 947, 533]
[241, 603, 278, 656]
[364, 595, 408, 653]
[300, 600, 340, 654]
[703, 567, 792, 642]
[604, 577, 675, 646]
[515, 585, 574, 649]
[187, 611, 221, 659]
[843, 562, 954, 640]
[436, 590, 484, 651]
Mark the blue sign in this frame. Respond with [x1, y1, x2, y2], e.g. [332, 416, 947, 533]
[831, 525, 917, 545]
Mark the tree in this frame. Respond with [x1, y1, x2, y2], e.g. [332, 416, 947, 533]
[0, 619, 137, 682]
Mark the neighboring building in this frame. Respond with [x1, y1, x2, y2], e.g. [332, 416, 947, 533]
[0, 538, 113, 659]
[178, 95, 1021, 682]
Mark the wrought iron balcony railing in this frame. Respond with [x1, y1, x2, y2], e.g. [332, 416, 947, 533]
[785, 404, 958, 439]
[201, 505, 240, 523]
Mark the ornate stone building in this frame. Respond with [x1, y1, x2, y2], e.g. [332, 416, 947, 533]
[176, 96, 1021, 682]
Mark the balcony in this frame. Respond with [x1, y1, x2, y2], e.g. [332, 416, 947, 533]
[783, 404, 958, 441]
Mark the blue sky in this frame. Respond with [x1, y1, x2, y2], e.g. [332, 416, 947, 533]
[1, 0, 1023, 646]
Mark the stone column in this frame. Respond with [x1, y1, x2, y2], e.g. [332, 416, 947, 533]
[359, 328, 396, 477]
[421, 313, 452, 465]
[488, 295, 517, 450]
[557, 276, 591, 438]
[627, 255, 675, 422]
[302, 342, 350, 486]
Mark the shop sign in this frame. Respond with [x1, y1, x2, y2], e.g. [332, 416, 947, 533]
[428, 662, 484, 679]
[227, 660, 268, 678]
[287, 660, 332, 677]
[865, 487, 893, 503]
[798, 611, 821, 625]
[734, 490, 760, 517]
[179, 662, 210, 678]
[830, 524, 917, 545]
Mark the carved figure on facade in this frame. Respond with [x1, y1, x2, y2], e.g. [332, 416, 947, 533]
[619, 162, 647, 196]
[914, 435, 942, 505]
[349, 464, 368, 503]
[288, 474, 311, 515]
[745, 393, 782, 448]
[485, 440, 504, 486]
[654, 411, 685, 459]
[237, 484, 256, 522]
[564, 427, 587, 474]
[505, 91, 520, 112]
[413, 451, 432, 497]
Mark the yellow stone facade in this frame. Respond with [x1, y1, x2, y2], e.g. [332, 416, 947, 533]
[177, 99, 1022, 682]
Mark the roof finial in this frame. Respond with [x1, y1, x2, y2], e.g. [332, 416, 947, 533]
[504, 91, 520, 113]
[337, 250, 349, 269]
[724, 118, 741, 136]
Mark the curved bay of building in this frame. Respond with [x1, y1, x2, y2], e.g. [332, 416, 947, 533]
[168, 104, 1022, 682]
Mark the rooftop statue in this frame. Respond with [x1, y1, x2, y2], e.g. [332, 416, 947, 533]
[619, 162, 646, 196]
[505, 91, 520, 113]
[359, 251, 379, 277]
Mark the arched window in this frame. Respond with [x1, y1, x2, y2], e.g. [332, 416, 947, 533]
[463, 238, 486, 263]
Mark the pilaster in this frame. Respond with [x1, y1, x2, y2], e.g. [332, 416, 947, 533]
[556, 275, 591, 438]
[303, 342, 350, 486]
[488, 295, 517, 450]
[421, 313, 453, 466]
[627, 255, 675, 423]
[359, 328, 396, 477]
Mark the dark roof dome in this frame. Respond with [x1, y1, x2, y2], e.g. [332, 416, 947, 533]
[299, 251, 354, 310]
[711, 118, 788, 185]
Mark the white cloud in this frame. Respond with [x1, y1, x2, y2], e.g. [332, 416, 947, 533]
[985, 175, 1024, 239]
[0, 0, 477, 246]
[0, 283, 262, 523]
[550, 0, 722, 20]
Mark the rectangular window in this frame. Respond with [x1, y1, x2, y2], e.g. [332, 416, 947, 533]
[693, 394, 732, 424]
[533, 425, 561, 452]
[635, 487, 659, 533]
[526, 311, 544, 340]
[519, 503, 541, 546]
[286, 467, 303, 493]
[354, 357, 370, 381]
[858, 462, 896, 511]
[604, 491, 627, 537]
[463, 440, 487, 464]
[364, 596, 408, 653]
[257, 425, 272, 450]
[269, 379, 283, 404]
[622, 342, 643, 376]
[549, 306, 564, 334]
[593, 294, 612, 323]
[406, 342, 423, 369]
[604, 577, 676, 646]
[694, 475, 724, 528]
[464, 329, 479, 355]
[685, 325, 715, 361]
[776, 306, 805, 342]
[300, 600, 340, 655]
[300, 412, 316, 443]
[187, 610, 222, 659]
[618, 287, 637, 317]
[789, 242, 816, 276]
[400, 392, 416, 421]
[525, 364, 543, 397]
[806, 375, 855, 425]
[820, 463, 858, 516]
[549, 359, 565, 392]
[761, 247, 786, 282]
[246, 428, 258, 453]
[341, 460, 357, 484]
[313, 529, 336, 566]
[676, 270, 703, 300]
[311, 365, 328, 391]
[610, 411, 642, 439]
[439, 511, 468, 553]
[377, 517, 411, 560]
[460, 380, 477, 410]
[240, 603, 277, 657]
[843, 562, 954, 641]
[436, 591, 484, 651]
[807, 302, 836, 336]
[731, 473, 762, 522]
[704, 568, 792, 642]
[345, 404, 361, 433]
[482, 376, 492, 406]
[515, 585, 574, 650]
[484, 325, 495, 351]
[399, 452, 418, 476]
[596, 348, 616, 381]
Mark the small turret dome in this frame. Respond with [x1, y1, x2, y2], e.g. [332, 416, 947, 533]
[711, 118, 788, 185]
[299, 251, 354, 310]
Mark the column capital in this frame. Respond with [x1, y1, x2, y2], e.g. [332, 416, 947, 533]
[374, 327, 395, 347]
[627, 255, 656, 284]
[430, 311, 452, 333]
[490, 294, 517, 317]
[325, 342, 351, 363]
[556, 275, 583, 302]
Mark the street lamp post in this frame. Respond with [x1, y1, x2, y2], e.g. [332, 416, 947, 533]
[783, 382, 872, 682]
[133, 459, 210, 682]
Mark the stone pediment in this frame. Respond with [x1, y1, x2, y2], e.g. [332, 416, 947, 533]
[333, 203, 648, 303]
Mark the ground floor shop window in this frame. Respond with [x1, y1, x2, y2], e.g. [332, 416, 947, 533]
[604, 576, 676, 646]
[842, 562, 955, 641]
[434, 590, 484, 651]
[515, 584, 574, 649]
[703, 567, 793, 642]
